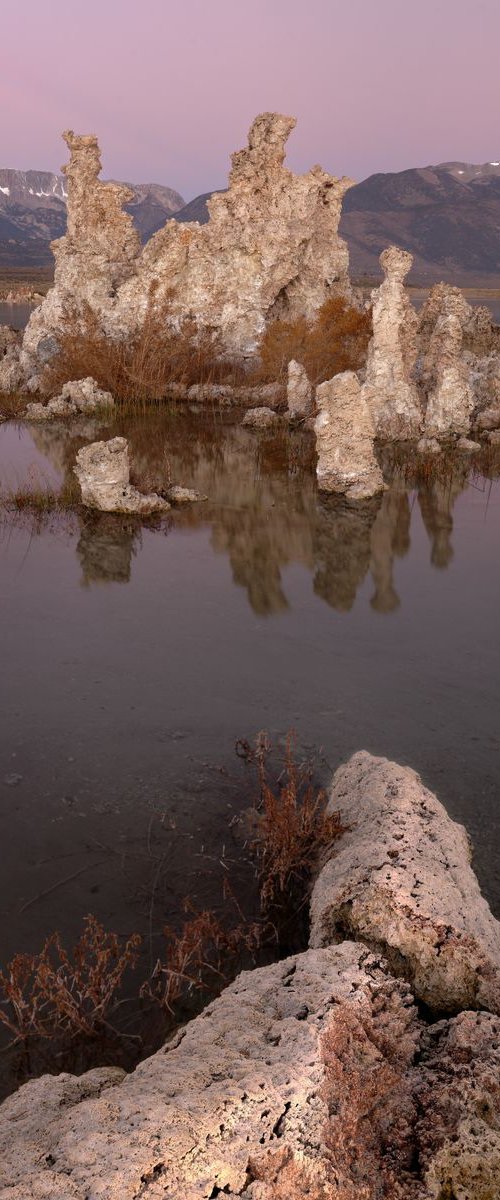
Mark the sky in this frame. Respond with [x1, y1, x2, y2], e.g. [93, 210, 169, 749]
[2, 0, 500, 202]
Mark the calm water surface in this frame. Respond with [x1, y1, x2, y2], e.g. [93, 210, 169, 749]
[0, 412, 499, 985]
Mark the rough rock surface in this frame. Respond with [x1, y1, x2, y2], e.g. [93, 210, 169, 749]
[1, 950, 499, 1199]
[74, 437, 170, 514]
[167, 485, 206, 504]
[242, 406, 280, 429]
[476, 404, 500, 431]
[362, 248, 422, 440]
[420, 284, 475, 438]
[286, 359, 313, 419]
[20, 114, 354, 384]
[315, 371, 385, 499]
[457, 436, 481, 452]
[1, 752, 500, 1197]
[310, 751, 500, 1014]
[26, 377, 114, 420]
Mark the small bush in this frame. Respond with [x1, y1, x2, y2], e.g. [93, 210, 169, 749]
[141, 904, 261, 1015]
[0, 916, 141, 1043]
[259, 296, 372, 386]
[43, 294, 229, 402]
[238, 731, 346, 921]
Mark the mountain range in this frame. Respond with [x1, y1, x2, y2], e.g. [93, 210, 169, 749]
[2, 161, 500, 285]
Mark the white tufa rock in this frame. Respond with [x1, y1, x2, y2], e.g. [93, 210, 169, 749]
[420, 285, 475, 438]
[314, 371, 385, 499]
[310, 750, 500, 1015]
[74, 437, 170, 514]
[26, 377, 114, 421]
[20, 114, 354, 385]
[362, 247, 422, 440]
[286, 359, 313, 419]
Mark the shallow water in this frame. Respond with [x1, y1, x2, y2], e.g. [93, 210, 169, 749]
[0, 410, 499, 989]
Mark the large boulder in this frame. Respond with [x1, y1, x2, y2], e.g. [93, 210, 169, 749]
[310, 750, 500, 1014]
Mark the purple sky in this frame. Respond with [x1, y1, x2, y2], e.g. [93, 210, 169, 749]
[2, 0, 499, 201]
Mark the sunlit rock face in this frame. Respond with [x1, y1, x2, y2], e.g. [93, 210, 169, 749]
[21, 113, 354, 381]
[315, 371, 385, 500]
[362, 247, 422, 440]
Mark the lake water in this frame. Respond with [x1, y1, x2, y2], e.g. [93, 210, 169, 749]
[0, 303, 37, 331]
[0, 410, 499, 1003]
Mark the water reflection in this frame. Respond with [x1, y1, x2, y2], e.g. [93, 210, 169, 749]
[1, 411, 494, 613]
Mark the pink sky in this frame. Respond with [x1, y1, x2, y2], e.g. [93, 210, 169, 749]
[2, 0, 499, 201]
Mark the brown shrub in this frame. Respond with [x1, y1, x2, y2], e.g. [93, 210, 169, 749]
[239, 731, 346, 919]
[259, 296, 372, 386]
[0, 916, 141, 1043]
[43, 295, 229, 402]
[141, 904, 261, 1016]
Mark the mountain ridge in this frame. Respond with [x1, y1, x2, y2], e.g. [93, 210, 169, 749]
[3, 161, 500, 284]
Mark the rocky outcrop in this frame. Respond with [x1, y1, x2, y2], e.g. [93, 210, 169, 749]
[74, 437, 170, 514]
[286, 360, 313, 419]
[419, 284, 475, 437]
[0, 752, 499, 1197]
[20, 114, 354, 385]
[26, 377, 114, 420]
[315, 371, 385, 499]
[362, 247, 422, 440]
[310, 751, 500, 1014]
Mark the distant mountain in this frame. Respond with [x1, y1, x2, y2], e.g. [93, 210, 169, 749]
[171, 162, 500, 286]
[340, 161, 500, 283]
[4, 160, 500, 285]
[0, 169, 184, 267]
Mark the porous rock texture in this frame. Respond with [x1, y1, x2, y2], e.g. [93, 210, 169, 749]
[1, 754, 500, 1197]
[315, 371, 385, 499]
[26, 377, 114, 421]
[242, 406, 280, 429]
[419, 284, 475, 438]
[361, 247, 422, 440]
[286, 359, 313, 419]
[19, 114, 354, 385]
[310, 751, 500, 1015]
[74, 437, 170, 514]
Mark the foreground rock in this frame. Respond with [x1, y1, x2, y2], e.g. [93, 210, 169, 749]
[315, 371, 385, 499]
[74, 438, 170, 514]
[26, 377, 114, 421]
[310, 750, 500, 1014]
[1, 752, 499, 1198]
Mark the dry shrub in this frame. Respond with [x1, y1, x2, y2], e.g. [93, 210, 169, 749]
[3, 467, 80, 515]
[141, 902, 261, 1015]
[43, 294, 227, 402]
[239, 731, 346, 919]
[0, 394, 27, 420]
[0, 915, 141, 1044]
[259, 296, 372, 386]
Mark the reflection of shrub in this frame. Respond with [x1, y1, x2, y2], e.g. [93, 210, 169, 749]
[259, 296, 372, 386]
[43, 295, 228, 402]
[0, 916, 141, 1043]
